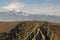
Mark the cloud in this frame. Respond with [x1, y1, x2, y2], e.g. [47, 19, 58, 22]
[0, 2, 26, 16]
[0, 2, 60, 16]
[1, 2, 25, 11]
[23, 4, 60, 16]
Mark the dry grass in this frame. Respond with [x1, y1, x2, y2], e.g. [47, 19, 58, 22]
[0, 21, 20, 32]
[0, 21, 60, 40]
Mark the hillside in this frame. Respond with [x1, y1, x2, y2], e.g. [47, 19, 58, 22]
[0, 21, 20, 32]
[0, 21, 60, 40]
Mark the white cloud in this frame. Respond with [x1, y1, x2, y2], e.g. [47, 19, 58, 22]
[1, 2, 25, 11]
[0, 2, 27, 16]
[0, 2, 60, 16]
[23, 5, 60, 16]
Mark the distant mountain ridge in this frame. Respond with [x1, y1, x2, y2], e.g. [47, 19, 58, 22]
[0, 11, 60, 23]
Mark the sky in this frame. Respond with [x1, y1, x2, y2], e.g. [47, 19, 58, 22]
[0, 0, 60, 21]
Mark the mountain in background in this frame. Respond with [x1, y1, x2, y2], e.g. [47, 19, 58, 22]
[0, 10, 60, 23]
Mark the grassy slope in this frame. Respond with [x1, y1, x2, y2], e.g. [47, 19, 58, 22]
[0, 21, 60, 32]
[0, 21, 20, 32]
[0, 21, 60, 40]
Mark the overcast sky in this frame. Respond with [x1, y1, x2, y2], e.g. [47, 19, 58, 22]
[0, 0, 60, 21]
